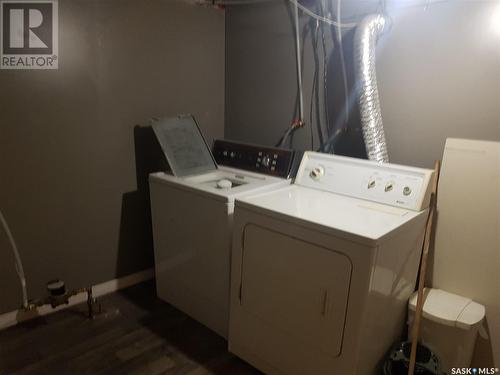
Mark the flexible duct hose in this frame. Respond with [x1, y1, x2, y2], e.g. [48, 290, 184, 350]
[354, 14, 389, 163]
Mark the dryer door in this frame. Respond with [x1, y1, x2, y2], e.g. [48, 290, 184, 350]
[239, 224, 352, 357]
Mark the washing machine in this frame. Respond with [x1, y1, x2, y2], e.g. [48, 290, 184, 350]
[149, 115, 297, 338]
[228, 151, 435, 374]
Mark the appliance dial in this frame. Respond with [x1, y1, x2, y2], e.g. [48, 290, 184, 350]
[262, 155, 271, 168]
[310, 166, 325, 181]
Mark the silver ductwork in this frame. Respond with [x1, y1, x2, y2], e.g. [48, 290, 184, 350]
[354, 14, 389, 163]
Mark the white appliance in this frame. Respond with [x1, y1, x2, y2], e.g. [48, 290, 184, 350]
[228, 151, 434, 374]
[149, 115, 296, 338]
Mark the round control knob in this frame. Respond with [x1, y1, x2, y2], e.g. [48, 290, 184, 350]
[262, 155, 271, 168]
[216, 179, 232, 189]
[310, 166, 325, 181]
[403, 186, 412, 196]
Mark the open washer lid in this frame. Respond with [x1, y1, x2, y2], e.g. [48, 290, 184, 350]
[152, 114, 217, 177]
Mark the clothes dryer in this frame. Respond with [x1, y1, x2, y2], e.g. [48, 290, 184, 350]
[228, 151, 434, 374]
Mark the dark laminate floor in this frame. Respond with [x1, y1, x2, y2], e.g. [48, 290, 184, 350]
[0, 281, 261, 375]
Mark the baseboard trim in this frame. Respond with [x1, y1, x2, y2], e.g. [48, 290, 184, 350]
[0, 268, 154, 331]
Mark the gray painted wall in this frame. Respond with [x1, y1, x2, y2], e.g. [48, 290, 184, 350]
[0, 0, 225, 314]
[225, 0, 500, 168]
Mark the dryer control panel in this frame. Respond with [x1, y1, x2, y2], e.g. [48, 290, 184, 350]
[296, 152, 435, 211]
[212, 140, 297, 179]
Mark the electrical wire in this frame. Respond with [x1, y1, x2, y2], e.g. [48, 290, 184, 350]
[309, 80, 315, 149]
[319, 0, 330, 149]
[293, 0, 304, 124]
[321, 127, 345, 154]
[288, 0, 356, 28]
[311, 5, 328, 151]
[337, 0, 350, 125]
[309, 18, 320, 150]
[275, 0, 308, 148]
[275, 120, 303, 148]
[0, 209, 28, 309]
[215, 0, 357, 28]
[221, 0, 358, 150]
[275, 127, 293, 147]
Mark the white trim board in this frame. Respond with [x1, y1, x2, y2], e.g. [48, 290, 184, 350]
[0, 268, 154, 331]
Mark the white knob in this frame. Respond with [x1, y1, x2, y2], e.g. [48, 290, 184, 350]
[310, 166, 325, 181]
[216, 179, 232, 189]
[385, 182, 395, 192]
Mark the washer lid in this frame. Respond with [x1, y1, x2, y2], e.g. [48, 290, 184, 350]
[152, 114, 217, 177]
[409, 288, 485, 330]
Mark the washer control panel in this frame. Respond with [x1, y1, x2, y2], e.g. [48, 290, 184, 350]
[212, 140, 296, 178]
[296, 152, 434, 211]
